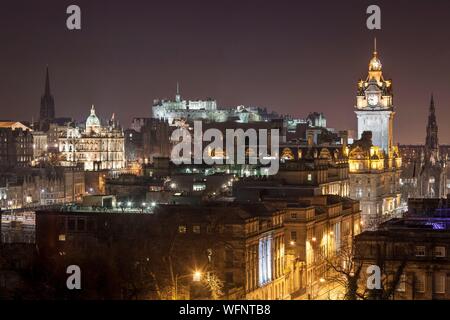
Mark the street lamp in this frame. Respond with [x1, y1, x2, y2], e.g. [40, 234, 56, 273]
[174, 270, 203, 300]
[193, 271, 202, 282]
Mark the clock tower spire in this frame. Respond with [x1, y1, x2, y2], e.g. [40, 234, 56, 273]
[355, 39, 394, 154]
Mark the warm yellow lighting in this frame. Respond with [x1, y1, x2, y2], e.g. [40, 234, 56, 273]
[193, 271, 202, 282]
[311, 237, 317, 242]
[290, 241, 296, 246]
[320, 277, 326, 283]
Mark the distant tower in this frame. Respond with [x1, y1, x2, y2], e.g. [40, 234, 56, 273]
[425, 94, 439, 157]
[355, 39, 395, 154]
[175, 82, 182, 103]
[349, 39, 403, 229]
[39, 66, 55, 131]
[418, 95, 447, 198]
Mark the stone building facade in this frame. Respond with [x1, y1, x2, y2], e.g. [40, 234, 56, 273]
[355, 216, 450, 299]
[349, 42, 403, 229]
[59, 106, 125, 171]
[0, 122, 33, 168]
[278, 195, 361, 299]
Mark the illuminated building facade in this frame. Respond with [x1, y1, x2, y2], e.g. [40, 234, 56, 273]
[32, 130, 48, 160]
[0, 166, 85, 210]
[355, 40, 394, 154]
[278, 145, 350, 197]
[0, 122, 33, 168]
[244, 209, 285, 300]
[349, 131, 402, 229]
[152, 85, 265, 126]
[59, 106, 125, 171]
[283, 195, 361, 300]
[349, 42, 403, 229]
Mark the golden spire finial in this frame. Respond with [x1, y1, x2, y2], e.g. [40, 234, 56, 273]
[368, 37, 382, 72]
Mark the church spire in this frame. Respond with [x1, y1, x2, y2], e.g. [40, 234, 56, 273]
[425, 93, 438, 152]
[430, 93, 435, 113]
[45, 65, 51, 96]
[39, 65, 56, 130]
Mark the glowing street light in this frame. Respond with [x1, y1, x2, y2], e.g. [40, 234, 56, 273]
[193, 271, 202, 282]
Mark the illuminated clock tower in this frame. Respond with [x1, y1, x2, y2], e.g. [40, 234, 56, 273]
[355, 40, 394, 154]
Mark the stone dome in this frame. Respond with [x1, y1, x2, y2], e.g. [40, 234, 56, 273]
[86, 105, 101, 133]
[86, 105, 100, 126]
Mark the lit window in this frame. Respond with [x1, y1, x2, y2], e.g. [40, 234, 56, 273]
[178, 225, 187, 233]
[356, 188, 363, 198]
[396, 274, 406, 292]
[58, 234, 66, 241]
[193, 225, 201, 234]
[415, 246, 426, 257]
[307, 174, 312, 181]
[433, 246, 446, 257]
[193, 183, 206, 191]
[259, 236, 273, 286]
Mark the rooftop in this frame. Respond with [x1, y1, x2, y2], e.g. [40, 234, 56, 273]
[0, 121, 32, 131]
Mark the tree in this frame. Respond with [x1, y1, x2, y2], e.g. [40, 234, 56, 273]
[320, 240, 409, 300]
[203, 271, 224, 300]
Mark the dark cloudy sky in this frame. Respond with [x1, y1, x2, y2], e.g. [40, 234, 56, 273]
[0, 0, 449, 144]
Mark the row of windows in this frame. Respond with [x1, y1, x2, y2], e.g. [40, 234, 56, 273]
[179, 224, 240, 235]
[397, 273, 446, 294]
[415, 245, 446, 258]
[178, 225, 206, 234]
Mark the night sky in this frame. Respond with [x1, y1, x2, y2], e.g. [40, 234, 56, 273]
[1, 0, 449, 144]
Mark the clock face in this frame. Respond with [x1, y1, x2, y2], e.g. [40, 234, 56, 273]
[367, 94, 379, 106]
